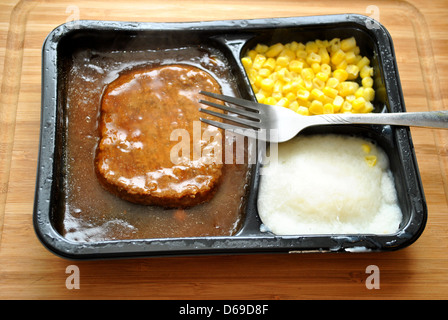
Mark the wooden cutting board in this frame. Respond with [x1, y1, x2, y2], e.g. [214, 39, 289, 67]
[1, 0, 448, 300]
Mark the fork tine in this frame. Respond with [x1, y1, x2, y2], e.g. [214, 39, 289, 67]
[199, 108, 261, 129]
[199, 118, 259, 139]
[198, 99, 259, 120]
[199, 91, 262, 112]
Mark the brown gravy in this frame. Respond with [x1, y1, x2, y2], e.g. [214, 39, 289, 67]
[60, 46, 251, 242]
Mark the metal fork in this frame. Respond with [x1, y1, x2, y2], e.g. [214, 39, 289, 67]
[199, 91, 448, 143]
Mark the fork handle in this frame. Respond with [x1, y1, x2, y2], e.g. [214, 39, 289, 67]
[320, 111, 448, 129]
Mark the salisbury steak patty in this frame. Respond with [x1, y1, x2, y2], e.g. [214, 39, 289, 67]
[95, 64, 223, 207]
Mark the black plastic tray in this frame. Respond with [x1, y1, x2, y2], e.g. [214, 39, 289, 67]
[34, 14, 427, 259]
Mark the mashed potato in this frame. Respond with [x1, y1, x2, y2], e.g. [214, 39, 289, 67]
[257, 134, 402, 235]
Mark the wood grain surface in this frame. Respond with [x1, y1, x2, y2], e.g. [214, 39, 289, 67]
[1, 0, 448, 300]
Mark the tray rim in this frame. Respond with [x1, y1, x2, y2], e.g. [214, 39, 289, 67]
[34, 13, 427, 260]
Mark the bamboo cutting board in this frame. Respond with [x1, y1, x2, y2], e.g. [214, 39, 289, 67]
[1, 0, 448, 300]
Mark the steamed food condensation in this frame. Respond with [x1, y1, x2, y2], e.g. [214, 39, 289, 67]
[242, 37, 375, 115]
[257, 135, 402, 235]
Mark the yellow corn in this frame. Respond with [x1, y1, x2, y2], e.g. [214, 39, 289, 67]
[255, 43, 269, 54]
[297, 88, 310, 101]
[242, 37, 376, 116]
[309, 100, 324, 114]
[289, 60, 304, 73]
[266, 43, 284, 58]
[276, 56, 290, 68]
[333, 69, 348, 82]
[362, 76, 374, 88]
[253, 54, 267, 70]
[326, 77, 340, 88]
[323, 86, 339, 99]
[357, 56, 370, 70]
[323, 103, 334, 114]
[338, 81, 359, 97]
[331, 49, 346, 66]
[260, 78, 274, 92]
[340, 37, 357, 52]
[297, 106, 310, 116]
[361, 143, 371, 154]
[288, 100, 299, 112]
[352, 97, 366, 111]
[365, 155, 377, 167]
[346, 64, 360, 80]
[241, 57, 252, 70]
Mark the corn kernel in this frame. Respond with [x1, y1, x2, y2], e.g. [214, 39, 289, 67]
[362, 76, 374, 88]
[273, 80, 283, 93]
[363, 101, 374, 113]
[311, 88, 325, 100]
[297, 89, 310, 101]
[266, 43, 284, 57]
[365, 155, 377, 167]
[361, 143, 371, 154]
[289, 100, 299, 112]
[263, 57, 276, 71]
[276, 97, 289, 108]
[311, 62, 320, 74]
[289, 41, 300, 51]
[320, 63, 332, 75]
[253, 54, 267, 70]
[346, 64, 359, 80]
[281, 48, 296, 60]
[241, 57, 252, 70]
[333, 69, 348, 82]
[264, 97, 277, 105]
[255, 92, 266, 103]
[276, 56, 290, 68]
[309, 100, 324, 114]
[260, 78, 274, 91]
[360, 65, 374, 78]
[255, 43, 269, 53]
[329, 38, 341, 53]
[306, 52, 322, 65]
[323, 86, 338, 99]
[333, 95, 344, 112]
[341, 101, 353, 112]
[247, 50, 257, 60]
[323, 103, 334, 114]
[345, 51, 357, 64]
[282, 83, 293, 94]
[357, 56, 370, 70]
[304, 79, 313, 91]
[331, 49, 346, 66]
[312, 78, 325, 90]
[272, 92, 283, 100]
[338, 81, 359, 97]
[258, 68, 271, 78]
[363, 87, 375, 101]
[286, 92, 296, 102]
[296, 50, 307, 60]
[319, 47, 330, 64]
[289, 60, 304, 73]
[352, 97, 366, 111]
[340, 37, 357, 52]
[297, 106, 310, 116]
[305, 41, 319, 53]
[355, 87, 365, 98]
[316, 72, 329, 82]
[277, 68, 291, 82]
[301, 68, 314, 81]
[326, 77, 340, 88]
